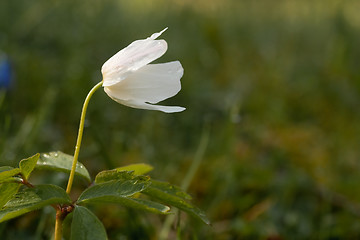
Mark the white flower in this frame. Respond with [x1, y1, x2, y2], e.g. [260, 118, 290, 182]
[101, 28, 185, 113]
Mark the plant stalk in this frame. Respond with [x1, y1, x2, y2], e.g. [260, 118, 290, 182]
[54, 209, 63, 240]
[66, 81, 103, 194]
[54, 81, 102, 240]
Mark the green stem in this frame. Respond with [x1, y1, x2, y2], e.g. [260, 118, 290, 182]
[54, 209, 63, 240]
[55, 81, 102, 240]
[66, 81, 103, 194]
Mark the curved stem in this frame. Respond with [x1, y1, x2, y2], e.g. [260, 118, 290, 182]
[66, 81, 103, 194]
[54, 81, 102, 240]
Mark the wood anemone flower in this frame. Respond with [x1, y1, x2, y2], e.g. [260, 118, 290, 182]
[101, 28, 185, 113]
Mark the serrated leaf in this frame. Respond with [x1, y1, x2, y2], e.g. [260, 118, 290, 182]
[95, 170, 149, 184]
[77, 179, 150, 204]
[95, 170, 133, 184]
[0, 183, 21, 209]
[130, 198, 170, 214]
[0, 184, 71, 223]
[37, 151, 91, 182]
[116, 163, 153, 175]
[150, 180, 192, 200]
[143, 181, 210, 225]
[19, 153, 40, 179]
[0, 167, 21, 184]
[70, 206, 107, 240]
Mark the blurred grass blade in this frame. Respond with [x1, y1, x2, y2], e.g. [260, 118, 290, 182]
[77, 179, 150, 204]
[181, 129, 209, 191]
[19, 153, 40, 179]
[70, 206, 107, 240]
[0, 184, 71, 223]
[37, 151, 91, 182]
[160, 129, 210, 239]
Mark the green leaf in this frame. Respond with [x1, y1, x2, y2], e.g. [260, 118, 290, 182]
[0, 166, 15, 173]
[116, 163, 153, 175]
[129, 198, 170, 214]
[79, 195, 170, 215]
[37, 151, 91, 182]
[143, 181, 210, 225]
[77, 179, 150, 204]
[150, 180, 192, 200]
[0, 183, 21, 209]
[0, 167, 21, 184]
[19, 153, 40, 180]
[81, 172, 168, 214]
[70, 206, 107, 240]
[0, 184, 71, 223]
[95, 170, 149, 184]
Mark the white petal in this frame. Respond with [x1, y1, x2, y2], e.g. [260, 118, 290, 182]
[149, 27, 168, 39]
[102, 29, 168, 87]
[103, 61, 184, 104]
[105, 98, 186, 113]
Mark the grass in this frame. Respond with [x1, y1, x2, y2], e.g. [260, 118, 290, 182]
[1, 0, 360, 239]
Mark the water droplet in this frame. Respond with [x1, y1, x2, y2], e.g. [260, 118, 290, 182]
[54, 152, 59, 157]
[43, 153, 49, 158]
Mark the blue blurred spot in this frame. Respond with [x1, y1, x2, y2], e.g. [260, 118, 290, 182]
[0, 55, 12, 89]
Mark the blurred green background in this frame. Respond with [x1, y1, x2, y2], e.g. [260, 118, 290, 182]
[1, 0, 360, 239]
